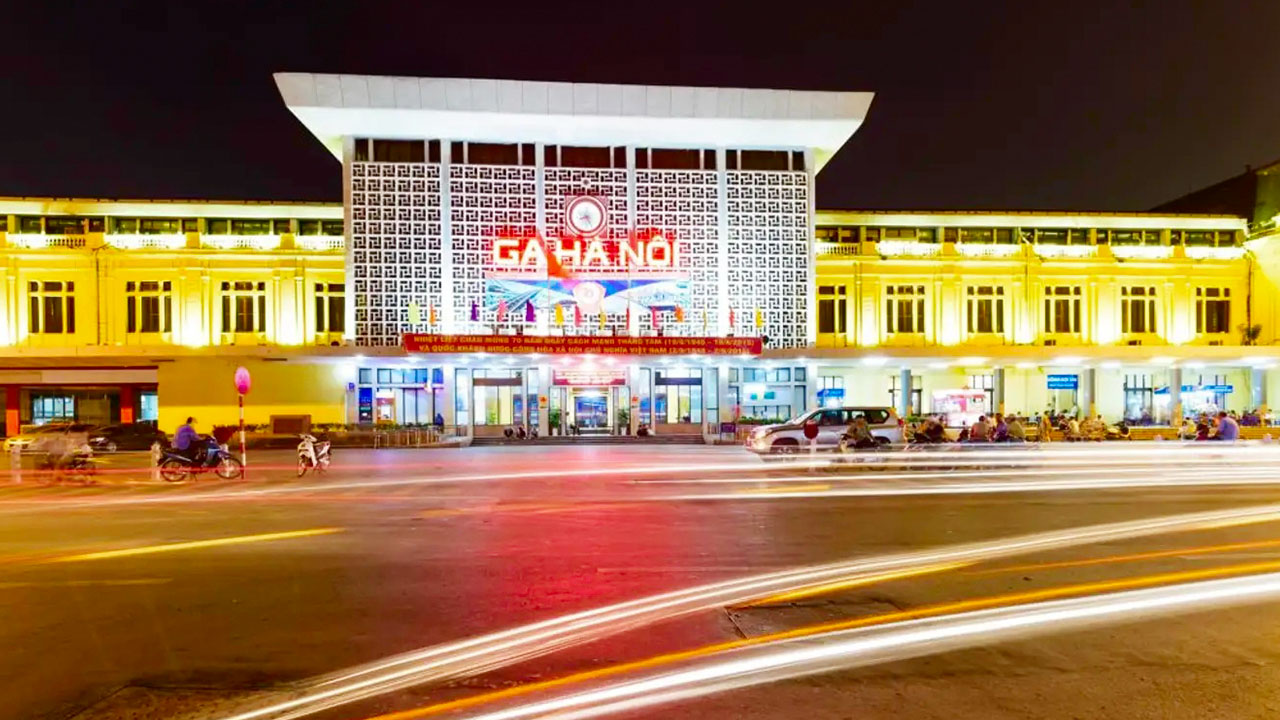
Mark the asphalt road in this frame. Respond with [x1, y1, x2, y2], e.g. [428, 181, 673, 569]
[5, 445, 1280, 719]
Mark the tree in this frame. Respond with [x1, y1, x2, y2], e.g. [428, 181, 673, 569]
[1238, 323, 1263, 346]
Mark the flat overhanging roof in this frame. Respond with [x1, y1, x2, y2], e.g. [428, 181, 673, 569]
[274, 73, 873, 172]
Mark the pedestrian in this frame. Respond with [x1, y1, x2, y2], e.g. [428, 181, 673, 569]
[1213, 411, 1239, 441]
[971, 415, 991, 442]
[992, 413, 1009, 442]
[1007, 414, 1026, 442]
[1038, 413, 1052, 442]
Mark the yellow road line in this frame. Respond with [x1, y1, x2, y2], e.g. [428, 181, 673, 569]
[0, 578, 172, 588]
[357, 558, 1280, 720]
[739, 483, 832, 495]
[41, 527, 343, 563]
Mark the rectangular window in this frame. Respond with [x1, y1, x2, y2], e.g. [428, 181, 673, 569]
[28, 280, 75, 334]
[817, 285, 847, 334]
[1195, 287, 1230, 334]
[220, 281, 266, 333]
[373, 139, 425, 163]
[1043, 285, 1082, 334]
[738, 150, 790, 171]
[139, 218, 180, 234]
[125, 280, 172, 334]
[885, 285, 925, 334]
[1121, 286, 1157, 334]
[649, 148, 702, 170]
[314, 282, 346, 334]
[465, 142, 520, 165]
[559, 146, 612, 168]
[966, 286, 1005, 334]
[230, 219, 271, 235]
[45, 217, 86, 234]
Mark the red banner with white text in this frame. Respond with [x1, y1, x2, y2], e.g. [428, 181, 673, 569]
[402, 333, 763, 356]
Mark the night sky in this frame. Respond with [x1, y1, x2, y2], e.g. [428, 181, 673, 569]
[4, 1, 1278, 211]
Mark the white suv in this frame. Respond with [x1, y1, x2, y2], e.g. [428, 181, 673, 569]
[746, 407, 903, 455]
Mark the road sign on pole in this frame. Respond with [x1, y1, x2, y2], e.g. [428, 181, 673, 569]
[234, 367, 251, 474]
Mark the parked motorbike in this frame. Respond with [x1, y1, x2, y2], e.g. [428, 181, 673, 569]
[158, 436, 243, 481]
[296, 433, 332, 477]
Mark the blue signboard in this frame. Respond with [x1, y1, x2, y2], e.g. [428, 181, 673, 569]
[817, 387, 845, 407]
[1155, 384, 1234, 394]
[1046, 374, 1079, 390]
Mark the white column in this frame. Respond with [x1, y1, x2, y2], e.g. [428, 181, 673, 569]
[441, 364, 456, 428]
[1169, 367, 1183, 424]
[897, 367, 911, 418]
[1252, 367, 1267, 413]
[717, 364, 732, 424]
[994, 366, 1006, 415]
[440, 140, 455, 333]
[341, 136, 356, 341]
[1082, 367, 1096, 417]
[537, 364, 551, 437]
[715, 147, 730, 337]
[628, 363, 642, 434]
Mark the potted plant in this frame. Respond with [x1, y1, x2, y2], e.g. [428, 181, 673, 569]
[548, 409, 562, 436]
[1239, 323, 1263, 346]
[615, 407, 630, 435]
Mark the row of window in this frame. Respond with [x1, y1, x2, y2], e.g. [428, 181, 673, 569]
[352, 139, 805, 171]
[817, 226, 1239, 247]
[817, 285, 1232, 336]
[5, 216, 342, 236]
[24, 280, 345, 336]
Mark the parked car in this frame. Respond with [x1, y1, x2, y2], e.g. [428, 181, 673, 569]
[3, 422, 73, 453]
[747, 407, 903, 455]
[88, 423, 170, 453]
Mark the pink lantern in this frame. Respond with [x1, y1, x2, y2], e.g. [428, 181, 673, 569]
[234, 366, 252, 395]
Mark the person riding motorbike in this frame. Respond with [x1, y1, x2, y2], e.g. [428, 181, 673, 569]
[843, 416, 877, 450]
[173, 417, 204, 464]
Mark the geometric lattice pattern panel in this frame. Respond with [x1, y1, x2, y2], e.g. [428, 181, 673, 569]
[544, 167, 630, 336]
[726, 171, 810, 348]
[449, 164, 537, 334]
[350, 162, 442, 347]
[634, 170, 721, 337]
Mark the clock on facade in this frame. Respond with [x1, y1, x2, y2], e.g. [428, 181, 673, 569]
[565, 195, 607, 238]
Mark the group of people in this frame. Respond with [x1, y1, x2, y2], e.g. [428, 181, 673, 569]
[1180, 411, 1240, 441]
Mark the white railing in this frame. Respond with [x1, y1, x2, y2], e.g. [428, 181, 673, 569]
[956, 243, 1021, 258]
[814, 241, 859, 257]
[4, 233, 87, 249]
[202, 234, 281, 251]
[876, 240, 941, 257]
[1111, 245, 1173, 260]
[107, 233, 187, 250]
[1034, 244, 1095, 259]
[297, 235, 345, 252]
[1185, 246, 1246, 260]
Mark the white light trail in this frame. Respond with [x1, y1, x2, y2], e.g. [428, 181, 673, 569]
[211, 502, 1280, 720]
[453, 571, 1280, 720]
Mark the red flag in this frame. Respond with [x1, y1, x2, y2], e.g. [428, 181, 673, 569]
[674, 305, 685, 323]
[574, 304, 582, 326]
[729, 308, 736, 328]
[651, 306, 660, 331]
[497, 299, 508, 322]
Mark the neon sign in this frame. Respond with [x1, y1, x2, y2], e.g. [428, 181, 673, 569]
[490, 234, 680, 277]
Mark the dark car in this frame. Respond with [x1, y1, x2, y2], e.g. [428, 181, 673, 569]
[88, 423, 169, 453]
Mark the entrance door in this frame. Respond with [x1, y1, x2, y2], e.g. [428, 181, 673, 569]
[573, 391, 610, 432]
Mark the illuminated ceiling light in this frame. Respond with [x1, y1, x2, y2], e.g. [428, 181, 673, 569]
[1242, 356, 1277, 367]
[928, 361, 949, 369]
[955, 356, 987, 366]
[1100, 360, 1122, 369]
[861, 356, 889, 367]
[1149, 356, 1176, 366]
[1183, 361, 1205, 369]
[1015, 361, 1037, 369]
[1054, 355, 1084, 365]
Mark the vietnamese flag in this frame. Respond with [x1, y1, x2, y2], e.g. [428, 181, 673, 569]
[674, 305, 685, 323]
[651, 306, 660, 331]
[729, 308, 736, 328]
[574, 304, 582, 327]
[428, 303, 437, 326]
[497, 299, 508, 322]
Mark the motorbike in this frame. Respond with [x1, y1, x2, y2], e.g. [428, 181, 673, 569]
[158, 436, 243, 482]
[296, 433, 332, 477]
[37, 448, 96, 485]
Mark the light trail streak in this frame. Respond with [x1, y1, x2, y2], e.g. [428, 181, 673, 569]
[434, 568, 1280, 720]
[211, 503, 1280, 720]
[41, 527, 343, 563]
[359, 558, 1280, 720]
[969, 537, 1280, 576]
